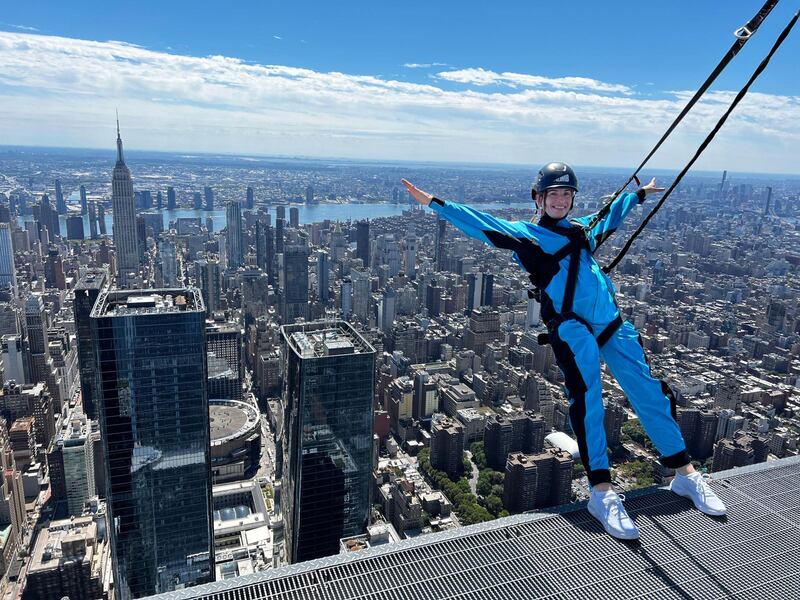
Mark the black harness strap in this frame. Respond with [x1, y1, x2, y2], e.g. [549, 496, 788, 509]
[530, 224, 624, 348]
[595, 314, 624, 348]
[604, 8, 799, 273]
[585, 0, 779, 237]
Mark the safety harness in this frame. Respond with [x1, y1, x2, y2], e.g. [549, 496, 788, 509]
[528, 220, 623, 348]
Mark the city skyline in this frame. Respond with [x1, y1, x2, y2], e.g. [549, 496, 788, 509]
[0, 7, 798, 597]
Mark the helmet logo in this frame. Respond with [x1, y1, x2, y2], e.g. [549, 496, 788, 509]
[553, 174, 571, 182]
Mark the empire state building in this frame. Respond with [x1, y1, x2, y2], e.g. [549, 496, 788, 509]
[112, 119, 139, 284]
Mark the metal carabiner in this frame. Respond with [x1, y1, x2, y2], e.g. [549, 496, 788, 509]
[734, 25, 753, 39]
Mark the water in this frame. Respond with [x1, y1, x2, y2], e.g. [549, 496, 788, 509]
[18, 200, 533, 237]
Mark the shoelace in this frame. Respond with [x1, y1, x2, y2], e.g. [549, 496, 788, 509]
[604, 493, 628, 519]
[693, 473, 714, 501]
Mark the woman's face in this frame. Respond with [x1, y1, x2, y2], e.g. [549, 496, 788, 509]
[538, 187, 574, 219]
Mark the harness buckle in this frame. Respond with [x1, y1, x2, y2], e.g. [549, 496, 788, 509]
[734, 25, 752, 40]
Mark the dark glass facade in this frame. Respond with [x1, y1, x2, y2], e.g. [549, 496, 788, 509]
[280, 321, 375, 563]
[74, 268, 107, 420]
[91, 289, 213, 599]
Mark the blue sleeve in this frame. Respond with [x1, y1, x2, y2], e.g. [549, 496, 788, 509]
[573, 191, 643, 247]
[428, 197, 535, 248]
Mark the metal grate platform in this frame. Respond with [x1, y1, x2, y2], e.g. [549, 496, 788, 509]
[147, 455, 800, 600]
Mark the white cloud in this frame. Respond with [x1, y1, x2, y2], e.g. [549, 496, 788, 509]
[273, 35, 282, 40]
[403, 62, 449, 69]
[1, 23, 39, 32]
[436, 67, 634, 94]
[0, 32, 797, 172]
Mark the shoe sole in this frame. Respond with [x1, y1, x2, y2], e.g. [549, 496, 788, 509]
[587, 500, 640, 540]
[669, 484, 727, 516]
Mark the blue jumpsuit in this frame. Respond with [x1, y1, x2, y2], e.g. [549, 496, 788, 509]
[428, 192, 690, 486]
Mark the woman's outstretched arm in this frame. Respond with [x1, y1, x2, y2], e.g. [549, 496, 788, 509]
[402, 178, 533, 248]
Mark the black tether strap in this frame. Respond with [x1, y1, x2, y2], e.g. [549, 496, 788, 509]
[586, 0, 779, 235]
[604, 8, 799, 273]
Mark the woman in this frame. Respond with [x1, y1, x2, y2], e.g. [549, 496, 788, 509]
[402, 163, 726, 540]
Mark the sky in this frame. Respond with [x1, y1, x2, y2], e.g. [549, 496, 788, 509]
[0, 1, 798, 173]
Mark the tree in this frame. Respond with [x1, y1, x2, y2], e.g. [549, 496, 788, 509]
[484, 494, 503, 516]
[621, 420, 655, 451]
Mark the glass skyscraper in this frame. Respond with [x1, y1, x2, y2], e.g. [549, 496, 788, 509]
[91, 288, 213, 599]
[279, 320, 375, 564]
[74, 268, 107, 420]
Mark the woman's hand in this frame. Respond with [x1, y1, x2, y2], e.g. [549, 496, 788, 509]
[641, 177, 665, 196]
[401, 178, 433, 206]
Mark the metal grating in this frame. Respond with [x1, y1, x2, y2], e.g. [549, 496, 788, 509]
[146, 456, 800, 600]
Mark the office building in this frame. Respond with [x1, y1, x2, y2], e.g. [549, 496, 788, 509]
[226, 201, 244, 269]
[74, 269, 107, 420]
[279, 321, 375, 564]
[22, 516, 110, 600]
[0, 224, 16, 295]
[430, 415, 464, 478]
[91, 289, 213, 598]
[356, 220, 370, 267]
[111, 121, 139, 284]
[279, 234, 310, 324]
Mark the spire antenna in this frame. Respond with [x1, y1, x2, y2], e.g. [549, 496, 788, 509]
[115, 110, 125, 164]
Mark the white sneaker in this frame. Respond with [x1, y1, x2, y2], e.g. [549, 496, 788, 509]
[587, 490, 640, 540]
[669, 472, 727, 516]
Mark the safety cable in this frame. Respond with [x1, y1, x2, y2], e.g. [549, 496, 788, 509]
[586, 0, 779, 234]
[603, 9, 800, 273]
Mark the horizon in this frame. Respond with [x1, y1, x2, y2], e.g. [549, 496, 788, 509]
[3, 143, 799, 182]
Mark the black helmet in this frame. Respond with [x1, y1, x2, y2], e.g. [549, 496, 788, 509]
[531, 162, 579, 200]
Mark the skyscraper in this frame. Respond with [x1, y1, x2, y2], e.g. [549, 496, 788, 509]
[88, 201, 99, 239]
[255, 220, 274, 285]
[91, 288, 213, 598]
[350, 267, 372, 324]
[280, 320, 375, 563]
[66, 214, 84, 240]
[316, 249, 330, 303]
[0, 223, 16, 294]
[79, 184, 88, 214]
[74, 269, 107, 420]
[280, 234, 310, 324]
[289, 206, 299, 228]
[97, 203, 107, 235]
[225, 201, 244, 269]
[204, 186, 214, 211]
[275, 218, 285, 254]
[246, 186, 254, 209]
[55, 178, 66, 214]
[403, 234, 417, 279]
[356, 220, 370, 267]
[305, 185, 314, 204]
[195, 258, 222, 314]
[111, 119, 139, 285]
[40, 193, 60, 239]
[24, 294, 50, 384]
[167, 186, 177, 210]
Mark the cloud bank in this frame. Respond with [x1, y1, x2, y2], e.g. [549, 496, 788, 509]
[0, 32, 797, 172]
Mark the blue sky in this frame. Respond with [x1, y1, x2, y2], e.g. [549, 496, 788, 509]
[1, 1, 798, 172]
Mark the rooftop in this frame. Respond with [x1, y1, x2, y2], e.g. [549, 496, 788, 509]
[92, 288, 204, 317]
[281, 320, 374, 359]
[209, 400, 260, 445]
[145, 455, 800, 599]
